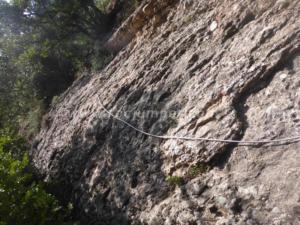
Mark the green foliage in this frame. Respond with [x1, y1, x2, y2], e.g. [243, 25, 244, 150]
[166, 176, 184, 186]
[0, 135, 79, 225]
[0, 134, 27, 159]
[0, 0, 144, 135]
[187, 163, 211, 179]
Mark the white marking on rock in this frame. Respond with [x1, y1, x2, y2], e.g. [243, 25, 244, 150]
[280, 73, 288, 81]
[210, 21, 218, 32]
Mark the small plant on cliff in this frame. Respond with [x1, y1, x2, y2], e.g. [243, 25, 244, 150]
[166, 176, 184, 186]
[187, 163, 211, 179]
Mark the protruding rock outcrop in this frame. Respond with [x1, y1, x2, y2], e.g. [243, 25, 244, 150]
[32, 0, 300, 224]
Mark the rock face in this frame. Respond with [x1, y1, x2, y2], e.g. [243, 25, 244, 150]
[31, 0, 300, 224]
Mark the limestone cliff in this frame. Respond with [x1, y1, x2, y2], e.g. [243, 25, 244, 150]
[31, 0, 300, 224]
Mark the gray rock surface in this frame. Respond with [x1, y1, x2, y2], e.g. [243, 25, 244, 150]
[31, 0, 300, 224]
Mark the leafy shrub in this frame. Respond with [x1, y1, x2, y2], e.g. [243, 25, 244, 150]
[0, 135, 78, 225]
[0, 134, 27, 159]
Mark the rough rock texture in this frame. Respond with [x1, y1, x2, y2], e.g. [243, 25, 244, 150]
[105, 0, 177, 52]
[31, 0, 300, 224]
